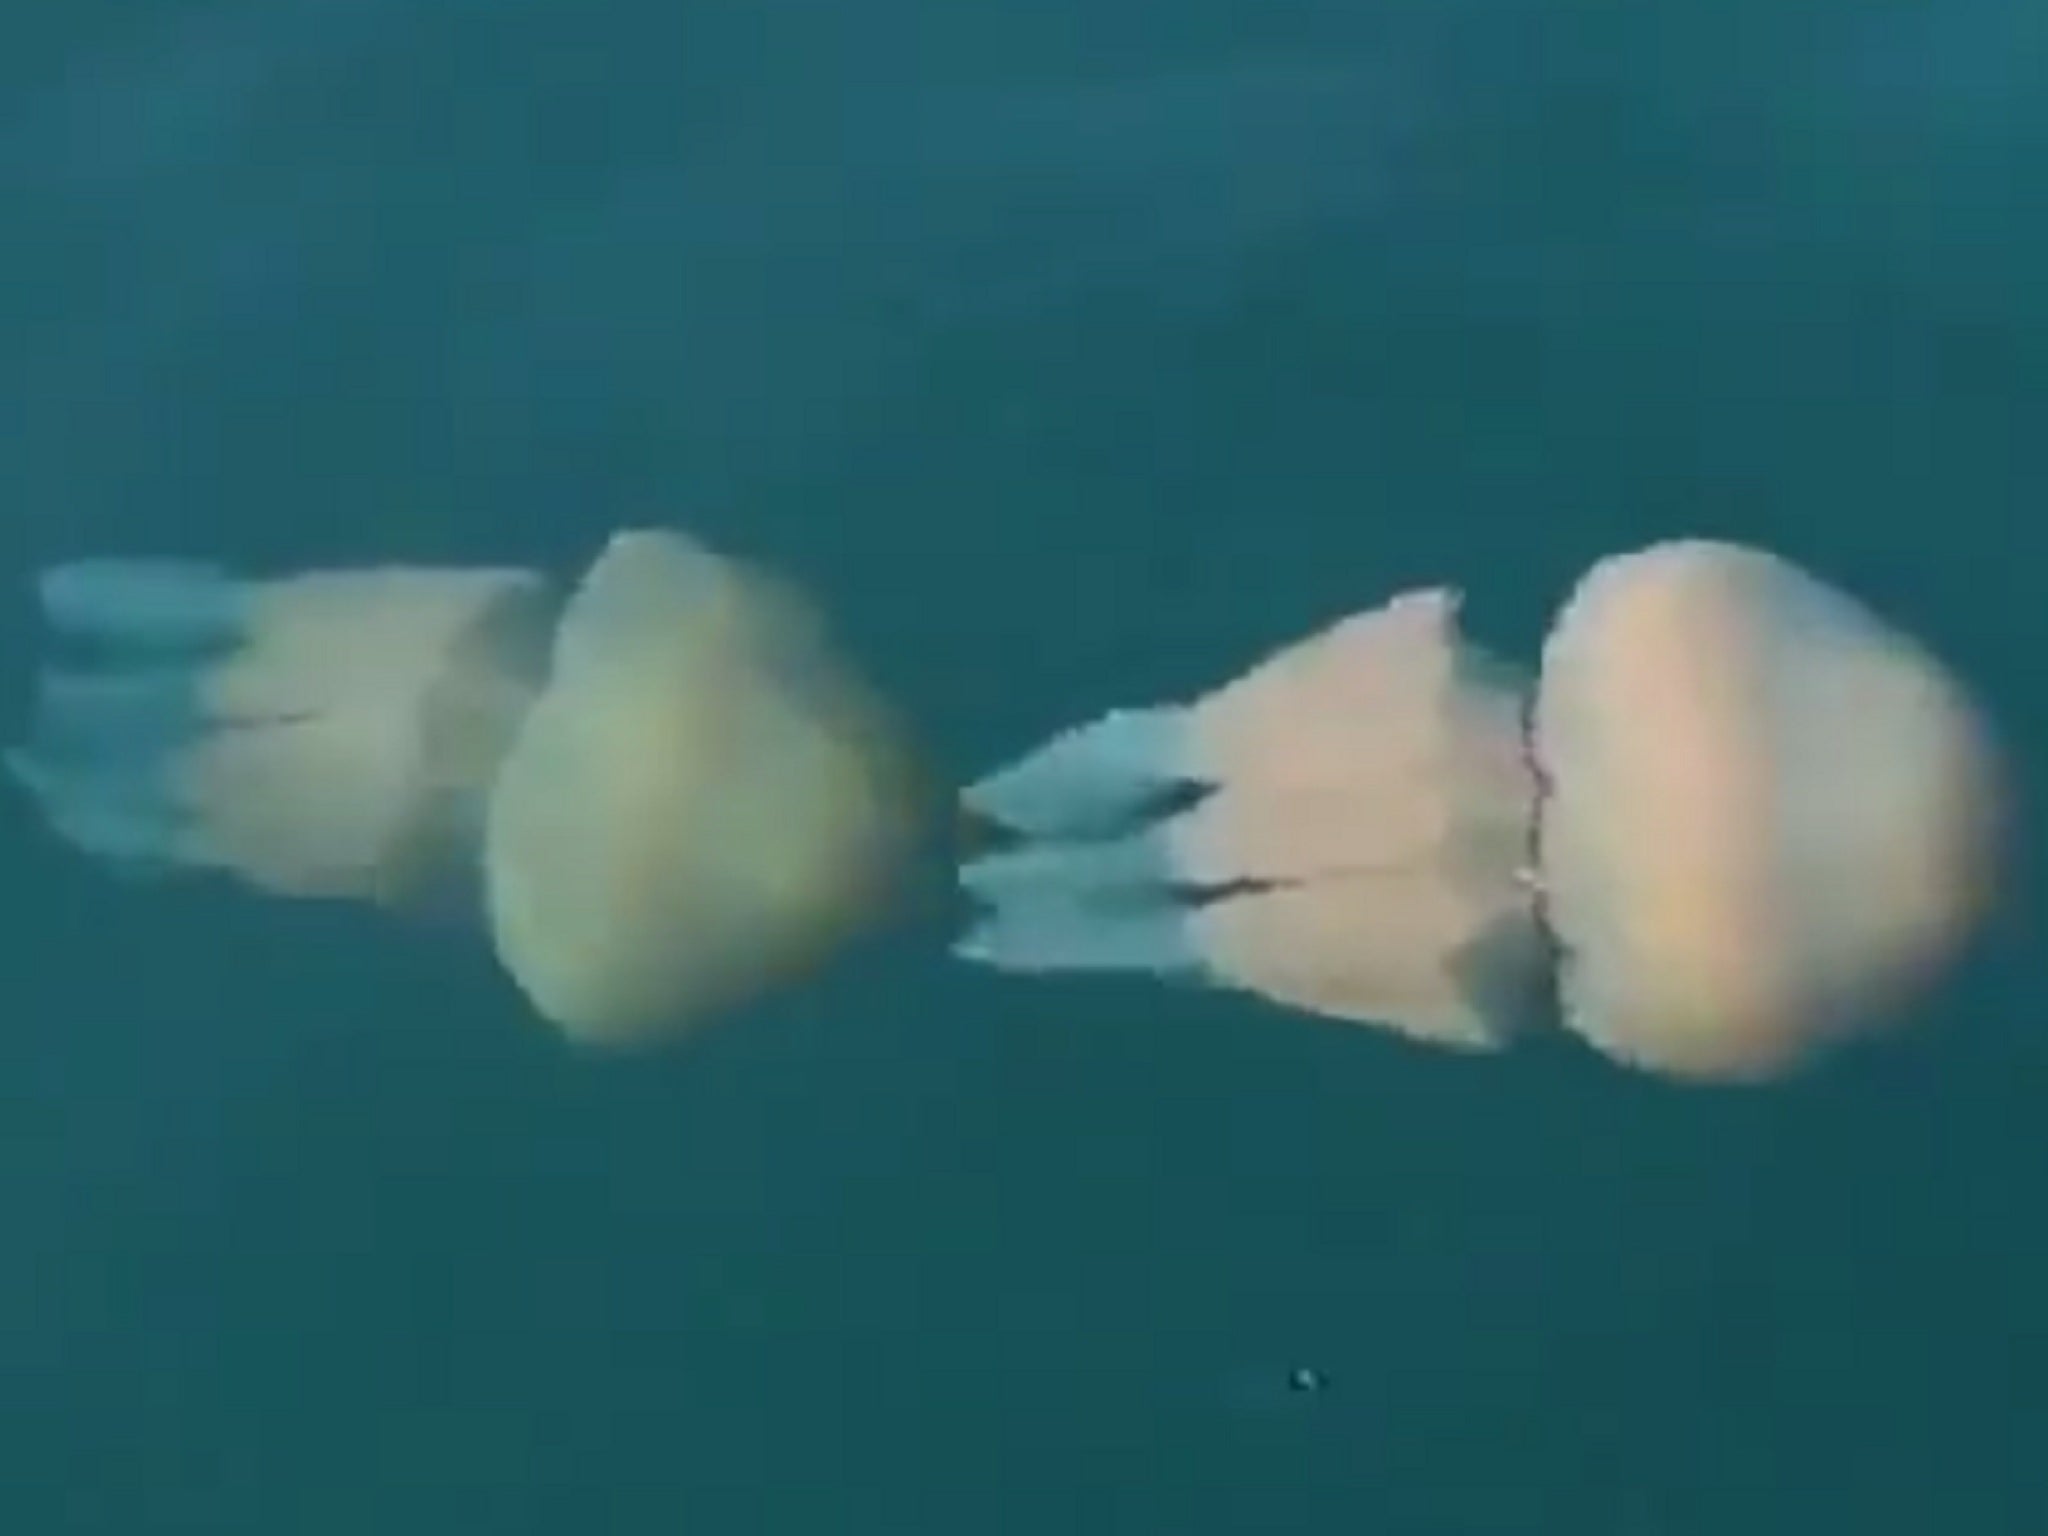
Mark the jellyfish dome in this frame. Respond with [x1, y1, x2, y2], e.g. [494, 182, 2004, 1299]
[957, 540, 2003, 1083]
[1533, 541, 2002, 1081]
[6, 529, 916, 1046]
[482, 530, 915, 1044]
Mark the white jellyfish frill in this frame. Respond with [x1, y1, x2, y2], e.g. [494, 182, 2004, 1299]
[960, 589, 1539, 1052]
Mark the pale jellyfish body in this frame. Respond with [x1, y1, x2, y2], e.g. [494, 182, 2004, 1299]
[960, 540, 2003, 1082]
[8, 529, 913, 1046]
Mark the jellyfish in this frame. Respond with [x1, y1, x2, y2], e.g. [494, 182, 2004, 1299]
[6, 528, 916, 1047]
[958, 540, 2004, 1083]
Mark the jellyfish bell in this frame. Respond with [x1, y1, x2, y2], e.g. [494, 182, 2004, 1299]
[958, 539, 2005, 1085]
[6, 529, 916, 1047]
[483, 529, 917, 1046]
[1534, 539, 2004, 1083]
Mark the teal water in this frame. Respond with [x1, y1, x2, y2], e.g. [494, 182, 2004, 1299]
[1, 4, 2043, 1532]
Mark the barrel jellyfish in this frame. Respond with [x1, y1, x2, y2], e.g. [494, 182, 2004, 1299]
[6, 528, 916, 1046]
[959, 540, 2004, 1083]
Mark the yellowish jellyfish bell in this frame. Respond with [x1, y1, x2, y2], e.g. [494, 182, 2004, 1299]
[6, 529, 916, 1046]
[1533, 540, 2004, 1082]
[482, 529, 914, 1045]
[958, 540, 2004, 1084]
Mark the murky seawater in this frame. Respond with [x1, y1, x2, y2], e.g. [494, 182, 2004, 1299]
[1, 4, 2042, 1531]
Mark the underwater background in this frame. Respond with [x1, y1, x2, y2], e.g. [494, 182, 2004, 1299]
[1, 2, 2043, 1532]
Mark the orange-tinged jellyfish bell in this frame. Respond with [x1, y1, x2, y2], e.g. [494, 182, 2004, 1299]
[959, 540, 2003, 1083]
[1533, 541, 2002, 1081]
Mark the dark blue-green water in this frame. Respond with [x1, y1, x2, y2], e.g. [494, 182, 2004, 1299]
[2, 4, 2043, 1532]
